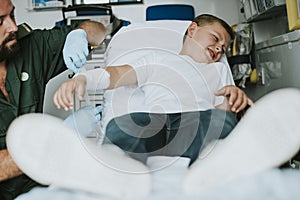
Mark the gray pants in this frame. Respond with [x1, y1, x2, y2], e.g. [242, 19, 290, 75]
[104, 109, 237, 165]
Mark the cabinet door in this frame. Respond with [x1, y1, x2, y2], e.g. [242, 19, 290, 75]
[246, 34, 300, 100]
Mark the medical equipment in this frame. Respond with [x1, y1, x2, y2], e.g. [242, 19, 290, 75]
[77, 68, 111, 90]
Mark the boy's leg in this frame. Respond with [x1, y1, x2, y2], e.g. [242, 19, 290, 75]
[6, 113, 151, 199]
[183, 88, 300, 195]
[164, 110, 237, 164]
[104, 112, 167, 163]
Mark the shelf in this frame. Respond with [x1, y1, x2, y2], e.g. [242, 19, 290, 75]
[246, 4, 287, 23]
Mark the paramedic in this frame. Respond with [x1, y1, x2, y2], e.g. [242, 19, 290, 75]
[0, 0, 106, 199]
[54, 14, 253, 165]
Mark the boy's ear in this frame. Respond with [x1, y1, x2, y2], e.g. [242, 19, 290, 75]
[187, 22, 198, 38]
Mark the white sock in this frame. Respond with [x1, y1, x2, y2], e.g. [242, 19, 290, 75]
[182, 88, 300, 195]
[147, 156, 190, 194]
[7, 113, 151, 199]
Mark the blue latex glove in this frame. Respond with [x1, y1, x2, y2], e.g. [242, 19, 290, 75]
[64, 105, 103, 137]
[63, 29, 89, 73]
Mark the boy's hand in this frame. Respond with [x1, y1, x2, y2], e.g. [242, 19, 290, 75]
[53, 75, 87, 111]
[215, 85, 254, 113]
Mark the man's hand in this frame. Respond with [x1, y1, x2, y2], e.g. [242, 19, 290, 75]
[63, 29, 89, 73]
[64, 105, 103, 137]
[215, 85, 254, 113]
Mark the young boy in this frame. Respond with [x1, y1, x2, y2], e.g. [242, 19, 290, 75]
[54, 14, 253, 164]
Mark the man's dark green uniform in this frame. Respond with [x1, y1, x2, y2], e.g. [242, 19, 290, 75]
[0, 23, 75, 200]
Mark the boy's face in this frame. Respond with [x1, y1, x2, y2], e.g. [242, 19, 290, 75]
[187, 21, 231, 63]
[0, 0, 18, 62]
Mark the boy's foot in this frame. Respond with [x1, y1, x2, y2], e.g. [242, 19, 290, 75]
[183, 88, 300, 195]
[7, 113, 151, 199]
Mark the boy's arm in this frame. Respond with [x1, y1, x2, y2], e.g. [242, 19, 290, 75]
[53, 65, 137, 110]
[105, 65, 137, 89]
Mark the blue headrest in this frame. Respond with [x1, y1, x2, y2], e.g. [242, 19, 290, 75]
[146, 4, 195, 21]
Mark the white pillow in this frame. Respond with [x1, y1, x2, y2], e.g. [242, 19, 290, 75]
[105, 20, 190, 65]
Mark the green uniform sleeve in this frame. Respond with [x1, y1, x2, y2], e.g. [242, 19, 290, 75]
[22, 24, 77, 82]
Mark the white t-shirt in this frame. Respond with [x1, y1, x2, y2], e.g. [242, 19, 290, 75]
[99, 51, 234, 135]
[132, 51, 234, 113]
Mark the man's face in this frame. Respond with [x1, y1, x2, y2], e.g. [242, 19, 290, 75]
[0, 0, 19, 62]
[187, 22, 231, 63]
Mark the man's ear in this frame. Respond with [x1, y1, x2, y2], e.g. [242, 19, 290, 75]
[187, 22, 198, 38]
